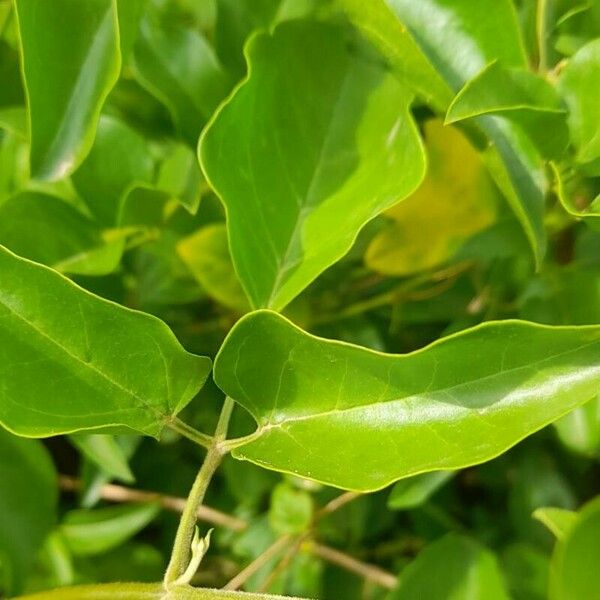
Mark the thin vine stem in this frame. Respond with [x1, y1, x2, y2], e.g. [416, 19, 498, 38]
[167, 417, 214, 450]
[163, 397, 235, 587]
[536, 0, 549, 73]
[223, 535, 293, 591]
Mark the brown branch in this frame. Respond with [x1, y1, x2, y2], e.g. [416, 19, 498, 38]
[58, 475, 398, 591]
[310, 543, 398, 590]
[58, 475, 246, 532]
[223, 535, 293, 591]
[317, 491, 360, 518]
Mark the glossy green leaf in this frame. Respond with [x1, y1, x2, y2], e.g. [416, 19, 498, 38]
[215, 310, 600, 491]
[549, 497, 600, 600]
[533, 507, 577, 540]
[69, 434, 135, 483]
[366, 120, 498, 276]
[60, 503, 160, 556]
[446, 61, 569, 159]
[0, 245, 211, 438]
[200, 20, 426, 310]
[0, 191, 123, 276]
[338, 0, 452, 110]
[14, 0, 121, 180]
[71, 115, 154, 226]
[369, 0, 548, 265]
[0, 428, 57, 595]
[177, 224, 250, 312]
[388, 471, 454, 511]
[388, 0, 527, 85]
[554, 396, 600, 457]
[15, 582, 307, 599]
[132, 14, 232, 145]
[558, 38, 600, 167]
[389, 534, 509, 599]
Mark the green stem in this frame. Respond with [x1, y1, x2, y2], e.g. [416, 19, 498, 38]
[163, 397, 235, 587]
[536, 0, 550, 73]
[167, 417, 213, 450]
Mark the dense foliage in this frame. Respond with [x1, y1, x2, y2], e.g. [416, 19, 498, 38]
[0, 0, 599, 598]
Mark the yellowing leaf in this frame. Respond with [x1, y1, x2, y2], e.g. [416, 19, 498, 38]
[366, 120, 498, 276]
[177, 224, 250, 313]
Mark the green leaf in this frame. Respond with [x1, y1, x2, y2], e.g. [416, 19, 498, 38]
[269, 483, 314, 535]
[554, 396, 600, 457]
[446, 61, 569, 159]
[0, 244, 211, 438]
[200, 20, 426, 310]
[69, 434, 135, 483]
[501, 543, 550, 600]
[118, 185, 171, 229]
[389, 0, 527, 85]
[177, 224, 250, 312]
[0, 428, 57, 595]
[533, 507, 577, 540]
[15, 582, 308, 599]
[388, 471, 454, 511]
[60, 503, 160, 556]
[364, 0, 548, 265]
[552, 162, 600, 231]
[0, 39, 24, 108]
[14, 0, 121, 180]
[214, 310, 600, 491]
[156, 143, 206, 215]
[549, 497, 600, 600]
[389, 534, 510, 600]
[0, 191, 123, 276]
[132, 13, 232, 145]
[114, 0, 146, 62]
[558, 38, 600, 168]
[366, 120, 499, 276]
[338, 0, 452, 110]
[214, 0, 281, 78]
[72, 115, 154, 226]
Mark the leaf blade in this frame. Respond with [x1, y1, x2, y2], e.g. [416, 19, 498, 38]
[200, 20, 426, 310]
[215, 311, 600, 491]
[0, 245, 211, 438]
[14, 0, 121, 180]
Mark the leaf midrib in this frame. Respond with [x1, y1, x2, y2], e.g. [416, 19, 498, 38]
[266, 60, 356, 307]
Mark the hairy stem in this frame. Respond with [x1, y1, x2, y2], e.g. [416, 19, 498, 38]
[163, 397, 235, 587]
[167, 417, 214, 450]
[59, 475, 396, 590]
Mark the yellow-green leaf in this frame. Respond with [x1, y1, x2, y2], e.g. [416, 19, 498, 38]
[366, 120, 498, 276]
